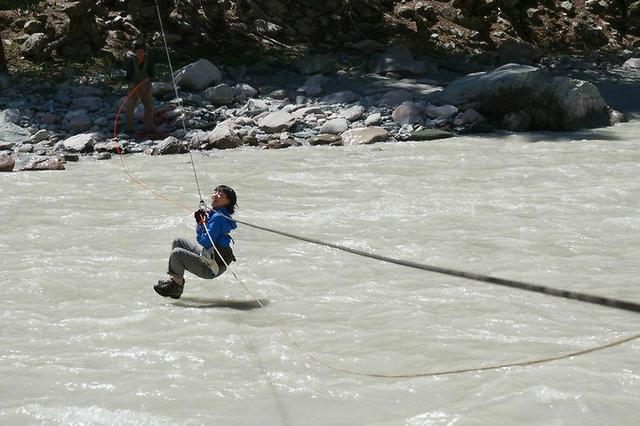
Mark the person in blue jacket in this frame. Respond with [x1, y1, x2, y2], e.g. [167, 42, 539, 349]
[154, 185, 238, 299]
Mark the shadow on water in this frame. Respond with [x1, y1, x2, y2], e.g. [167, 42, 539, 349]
[172, 297, 270, 310]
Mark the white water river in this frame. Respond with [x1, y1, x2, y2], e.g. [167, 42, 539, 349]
[1, 123, 639, 425]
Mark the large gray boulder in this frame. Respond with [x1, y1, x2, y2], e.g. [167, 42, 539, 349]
[434, 64, 611, 131]
[258, 110, 296, 133]
[207, 120, 242, 149]
[0, 122, 32, 149]
[174, 59, 222, 91]
[62, 133, 99, 153]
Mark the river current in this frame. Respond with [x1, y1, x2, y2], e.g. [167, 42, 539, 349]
[1, 123, 639, 425]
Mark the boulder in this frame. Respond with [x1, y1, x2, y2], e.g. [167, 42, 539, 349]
[425, 104, 459, 119]
[205, 84, 234, 106]
[63, 109, 92, 134]
[174, 59, 222, 91]
[20, 156, 65, 171]
[1, 109, 20, 124]
[340, 105, 365, 122]
[0, 122, 32, 148]
[62, 133, 99, 153]
[621, 58, 640, 69]
[152, 137, 188, 155]
[21, 33, 47, 59]
[0, 154, 15, 172]
[364, 113, 382, 126]
[208, 121, 242, 149]
[232, 83, 258, 102]
[319, 118, 349, 135]
[309, 134, 341, 146]
[341, 127, 389, 145]
[299, 74, 328, 96]
[258, 110, 296, 133]
[152, 82, 175, 97]
[392, 102, 424, 125]
[434, 64, 611, 130]
[408, 129, 455, 141]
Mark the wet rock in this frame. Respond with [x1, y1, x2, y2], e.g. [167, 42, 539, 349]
[341, 127, 389, 145]
[94, 140, 122, 153]
[0, 154, 15, 172]
[20, 156, 65, 171]
[263, 140, 292, 149]
[152, 136, 188, 155]
[408, 129, 455, 141]
[309, 134, 341, 146]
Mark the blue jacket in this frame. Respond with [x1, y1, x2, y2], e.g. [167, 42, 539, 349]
[196, 208, 237, 248]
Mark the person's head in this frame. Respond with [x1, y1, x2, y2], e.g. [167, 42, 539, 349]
[133, 40, 145, 62]
[211, 185, 237, 215]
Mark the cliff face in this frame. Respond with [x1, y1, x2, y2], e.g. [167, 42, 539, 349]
[2, 1, 640, 65]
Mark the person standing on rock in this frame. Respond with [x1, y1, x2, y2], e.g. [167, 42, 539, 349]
[125, 40, 155, 135]
[154, 185, 238, 300]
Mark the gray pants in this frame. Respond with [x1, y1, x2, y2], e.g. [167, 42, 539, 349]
[167, 238, 216, 280]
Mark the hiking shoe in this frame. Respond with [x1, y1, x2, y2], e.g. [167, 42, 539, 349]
[154, 278, 184, 299]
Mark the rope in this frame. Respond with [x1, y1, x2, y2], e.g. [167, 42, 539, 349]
[231, 219, 640, 315]
[153, 0, 204, 203]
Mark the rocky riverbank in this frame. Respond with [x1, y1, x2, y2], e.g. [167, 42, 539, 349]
[1, 45, 640, 173]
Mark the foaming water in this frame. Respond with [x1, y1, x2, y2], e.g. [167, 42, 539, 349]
[1, 123, 639, 425]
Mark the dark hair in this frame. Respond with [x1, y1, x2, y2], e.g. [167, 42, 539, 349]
[216, 185, 238, 215]
[133, 40, 145, 51]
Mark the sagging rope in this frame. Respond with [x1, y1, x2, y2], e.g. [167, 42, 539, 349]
[108, 1, 640, 381]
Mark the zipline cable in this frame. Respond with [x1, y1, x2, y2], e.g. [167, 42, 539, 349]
[153, 0, 204, 204]
[231, 218, 640, 315]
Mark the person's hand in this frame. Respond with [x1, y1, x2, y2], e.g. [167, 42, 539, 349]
[194, 209, 206, 224]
